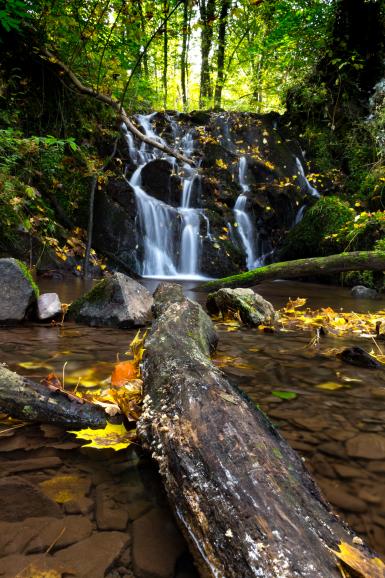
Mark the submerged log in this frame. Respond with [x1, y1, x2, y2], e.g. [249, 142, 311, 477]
[200, 250, 385, 291]
[0, 364, 107, 429]
[138, 284, 382, 577]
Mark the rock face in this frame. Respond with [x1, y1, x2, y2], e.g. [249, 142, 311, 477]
[351, 285, 378, 299]
[68, 273, 153, 328]
[206, 287, 275, 326]
[37, 292, 62, 320]
[0, 258, 38, 324]
[93, 112, 317, 277]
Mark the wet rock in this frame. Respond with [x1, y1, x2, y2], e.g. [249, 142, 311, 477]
[52, 531, 129, 578]
[318, 480, 367, 513]
[141, 159, 181, 207]
[351, 286, 378, 299]
[64, 496, 94, 515]
[346, 433, 385, 460]
[95, 483, 129, 530]
[68, 273, 153, 328]
[337, 346, 382, 369]
[0, 258, 38, 324]
[0, 477, 62, 522]
[0, 456, 62, 476]
[152, 282, 185, 318]
[37, 292, 62, 321]
[0, 553, 66, 578]
[206, 288, 275, 326]
[0, 515, 92, 556]
[132, 508, 185, 578]
[319, 442, 346, 459]
[334, 464, 365, 479]
[357, 488, 382, 504]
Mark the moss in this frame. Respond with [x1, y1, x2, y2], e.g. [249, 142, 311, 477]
[15, 259, 39, 297]
[68, 278, 109, 317]
[278, 196, 354, 261]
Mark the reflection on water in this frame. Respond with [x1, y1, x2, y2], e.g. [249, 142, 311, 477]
[0, 275, 385, 567]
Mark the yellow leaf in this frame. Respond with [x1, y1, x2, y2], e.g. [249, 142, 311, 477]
[39, 475, 90, 503]
[317, 381, 344, 390]
[68, 422, 135, 451]
[332, 541, 385, 578]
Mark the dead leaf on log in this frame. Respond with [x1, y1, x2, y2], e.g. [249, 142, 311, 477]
[332, 541, 385, 578]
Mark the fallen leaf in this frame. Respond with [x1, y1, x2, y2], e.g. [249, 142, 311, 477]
[332, 541, 385, 578]
[317, 382, 345, 391]
[68, 422, 136, 451]
[271, 390, 297, 400]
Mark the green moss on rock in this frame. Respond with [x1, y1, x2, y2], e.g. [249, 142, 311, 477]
[15, 259, 39, 297]
[278, 196, 354, 260]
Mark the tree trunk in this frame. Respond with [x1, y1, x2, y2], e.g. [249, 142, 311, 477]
[138, 283, 381, 577]
[199, 250, 385, 291]
[0, 365, 107, 429]
[181, 0, 189, 109]
[199, 0, 216, 109]
[163, 0, 169, 109]
[214, 0, 230, 109]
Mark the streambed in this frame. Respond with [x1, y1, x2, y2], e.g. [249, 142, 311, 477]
[0, 277, 384, 577]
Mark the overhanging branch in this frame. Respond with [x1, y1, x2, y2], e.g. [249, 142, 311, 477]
[41, 48, 194, 166]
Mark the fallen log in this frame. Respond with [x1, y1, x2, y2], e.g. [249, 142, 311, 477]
[138, 283, 383, 577]
[0, 364, 107, 429]
[199, 250, 385, 291]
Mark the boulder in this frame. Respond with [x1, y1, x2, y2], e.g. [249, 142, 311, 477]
[351, 285, 378, 299]
[37, 292, 62, 321]
[68, 273, 153, 328]
[206, 287, 275, 326]
[0, 258, 38, 324]
[152, 282, 185, 317]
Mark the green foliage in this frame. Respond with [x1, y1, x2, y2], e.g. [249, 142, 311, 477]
[0, 0, 30, 33]
[279, 197, 354, 260]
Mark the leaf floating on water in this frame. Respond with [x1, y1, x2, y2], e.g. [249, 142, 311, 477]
[68, 422, 136, 451]
[316, 381, 345, 391]
[271, 390, 297, 400]
[332, 541, 385, 578]
[111, 360, 137, 386]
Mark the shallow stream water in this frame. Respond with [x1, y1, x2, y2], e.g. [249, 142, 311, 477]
[0, 277, 384, 577]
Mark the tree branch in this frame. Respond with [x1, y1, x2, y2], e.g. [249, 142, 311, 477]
[41, 48, 194, 166]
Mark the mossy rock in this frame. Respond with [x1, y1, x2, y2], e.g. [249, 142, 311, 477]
[278, 196, 354, 260]
[0, 258, 39, 324]
[206, 288, 275, 326]
[67, 273, 153, 328]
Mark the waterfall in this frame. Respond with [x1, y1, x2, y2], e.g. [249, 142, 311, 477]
[123, 113, 204, 279]
[295, 157, 320, 198]
[233, 157, 259, 269]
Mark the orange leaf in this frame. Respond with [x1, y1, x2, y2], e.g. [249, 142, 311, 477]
[111, 361, 137, 387]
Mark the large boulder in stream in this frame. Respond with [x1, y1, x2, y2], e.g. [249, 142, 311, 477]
[0, 258, 39, 324]
[206, 287, 275, 326]
[67, 273, 153, 328]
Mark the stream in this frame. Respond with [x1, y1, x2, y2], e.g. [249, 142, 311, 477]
[0, 277, 384, 577]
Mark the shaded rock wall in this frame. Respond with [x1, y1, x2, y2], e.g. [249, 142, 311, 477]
[93, 111, 319, 277]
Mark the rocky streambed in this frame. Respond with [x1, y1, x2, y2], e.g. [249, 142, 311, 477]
[0, 275, 385, 576]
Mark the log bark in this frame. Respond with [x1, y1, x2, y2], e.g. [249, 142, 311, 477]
[138, 283, 380, 577]
[199, 250, 385, 291]
[0, 364, 107, 429]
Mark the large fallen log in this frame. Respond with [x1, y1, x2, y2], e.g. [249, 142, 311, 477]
[0, 364, 107, 429]
[138, 283, 383, 577]
[199, 250, 385, 291]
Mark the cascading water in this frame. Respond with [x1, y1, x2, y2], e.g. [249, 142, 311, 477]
[123, 113, 204, 279]
[295, 157, 320, 199]
[233, 156, 260, 269]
